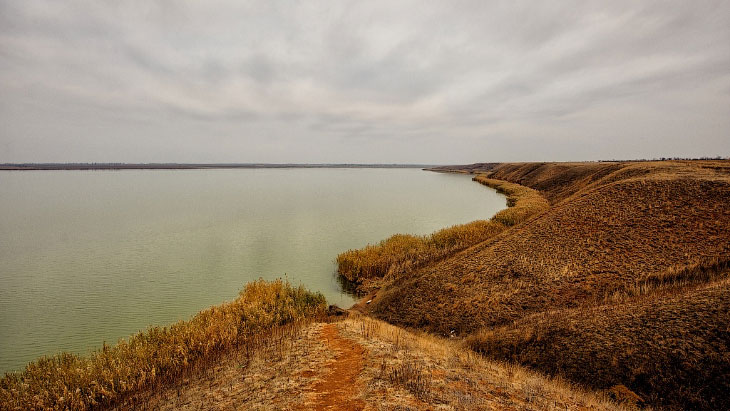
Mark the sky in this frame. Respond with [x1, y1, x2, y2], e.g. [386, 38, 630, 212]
[0, 1, 729, 164]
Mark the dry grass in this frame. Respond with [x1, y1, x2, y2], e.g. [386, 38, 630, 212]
[116, 315, 627, 410]
[365, 160, 730, 409]
[344, 315, 626, 410]
[472, 176, 550, 226]
[602, 257, 730, 303]
[336, 176, 547, 292]
[0, 280, 326, 410]
[466, 276, 730, 410]
[111, 321, 333, 410]
[369, 161, 730, 333]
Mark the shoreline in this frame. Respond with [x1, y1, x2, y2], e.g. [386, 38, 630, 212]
[338, 174, 547, 298]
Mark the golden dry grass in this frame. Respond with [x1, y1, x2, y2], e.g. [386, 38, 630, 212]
[339, 316, 627, 410]
[116, 315, 628, 410]
[472, 176, 550, 227]
[336, 177, 547, 292]
[365, 160, 730, 409]
[370, 161, 730, 332]
[0, 280, 326, 410]
[466, 275, 730, 410]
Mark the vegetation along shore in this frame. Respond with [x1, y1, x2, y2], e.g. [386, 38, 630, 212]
[2, 160, 729, 410]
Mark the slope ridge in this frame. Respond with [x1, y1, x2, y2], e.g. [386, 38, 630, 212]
[362, 160, 730, 410]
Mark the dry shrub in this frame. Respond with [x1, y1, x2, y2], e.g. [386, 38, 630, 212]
[0, 280, 326, 410]
[382, 361, 432, 402]
[336, 177, 547, 288]
[606, 384, 644, 408]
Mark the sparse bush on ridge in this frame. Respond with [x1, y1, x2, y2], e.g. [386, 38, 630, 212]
[0, 280, 326, 410]
[336, 176, 548, 289]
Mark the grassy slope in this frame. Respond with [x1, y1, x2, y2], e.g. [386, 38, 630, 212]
[364, 160, 730, 409]
[116, 315, 625, 410]
[467, 268, 730, 410]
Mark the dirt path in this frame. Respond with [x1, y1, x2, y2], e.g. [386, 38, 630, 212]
[302, 323, 366, 410]
[112, 319, 622, 410]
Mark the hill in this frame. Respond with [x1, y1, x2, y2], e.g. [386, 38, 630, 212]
[354, 160, 730, 409]
[112, 315, 624, 410]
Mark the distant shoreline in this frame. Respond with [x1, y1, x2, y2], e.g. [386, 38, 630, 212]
[0, 163, 437, 171]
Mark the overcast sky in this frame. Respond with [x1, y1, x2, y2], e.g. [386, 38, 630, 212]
[1, 1, 728, 163]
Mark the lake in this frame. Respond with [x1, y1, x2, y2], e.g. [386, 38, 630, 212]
[0, 168, 505, 373]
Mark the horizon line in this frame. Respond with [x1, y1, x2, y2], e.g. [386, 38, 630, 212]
[0, 162, 442, 171]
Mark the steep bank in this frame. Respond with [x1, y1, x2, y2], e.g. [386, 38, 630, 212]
[466, 260, 730, 410]
[358, 160, 730, 409]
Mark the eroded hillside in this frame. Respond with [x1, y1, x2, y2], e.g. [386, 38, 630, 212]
[359, 160, 730, 410]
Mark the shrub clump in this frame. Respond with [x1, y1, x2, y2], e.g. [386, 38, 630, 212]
[0, 280, 326, 410]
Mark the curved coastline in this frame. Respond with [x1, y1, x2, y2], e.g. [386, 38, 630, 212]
[336, 175, 548, 294]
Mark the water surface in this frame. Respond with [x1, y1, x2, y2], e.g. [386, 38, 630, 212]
[0, 168, 505, 372]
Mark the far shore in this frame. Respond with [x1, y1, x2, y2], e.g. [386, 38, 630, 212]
[0, 163, 436, 171]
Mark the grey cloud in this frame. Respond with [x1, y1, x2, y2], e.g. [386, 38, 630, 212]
[0, 0, 728, 163]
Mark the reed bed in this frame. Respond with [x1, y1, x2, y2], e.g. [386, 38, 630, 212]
[0, 280, 326, 410]
[472, 176, 550, 227]
[336, 176, 547, 288]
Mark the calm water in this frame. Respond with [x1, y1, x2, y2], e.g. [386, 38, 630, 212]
[0, 168, 505, 373]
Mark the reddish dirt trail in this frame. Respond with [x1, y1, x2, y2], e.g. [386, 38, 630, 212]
[302, 323, 366, 410]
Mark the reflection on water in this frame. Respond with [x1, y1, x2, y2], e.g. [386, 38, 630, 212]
[0, 168, 505, 372]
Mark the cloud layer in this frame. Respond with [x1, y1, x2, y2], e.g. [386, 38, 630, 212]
[1, 1, 729, 163]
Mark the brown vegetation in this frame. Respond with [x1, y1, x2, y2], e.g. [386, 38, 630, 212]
[363, 160, 730, 409]
[466, 273, 730, 410]
[5, 160, 729, 409]
[472, 176, 550, 227]
[336, 177, 547, 292]
[118, 316, 625, 410]
[0, 280, 326, 410]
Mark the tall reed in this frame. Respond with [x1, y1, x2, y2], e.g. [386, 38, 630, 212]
[0, 280, 326, 410]
[337, 176, 548, 288]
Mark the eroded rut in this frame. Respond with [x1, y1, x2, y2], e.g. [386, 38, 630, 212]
[300, 323, 366, 410]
